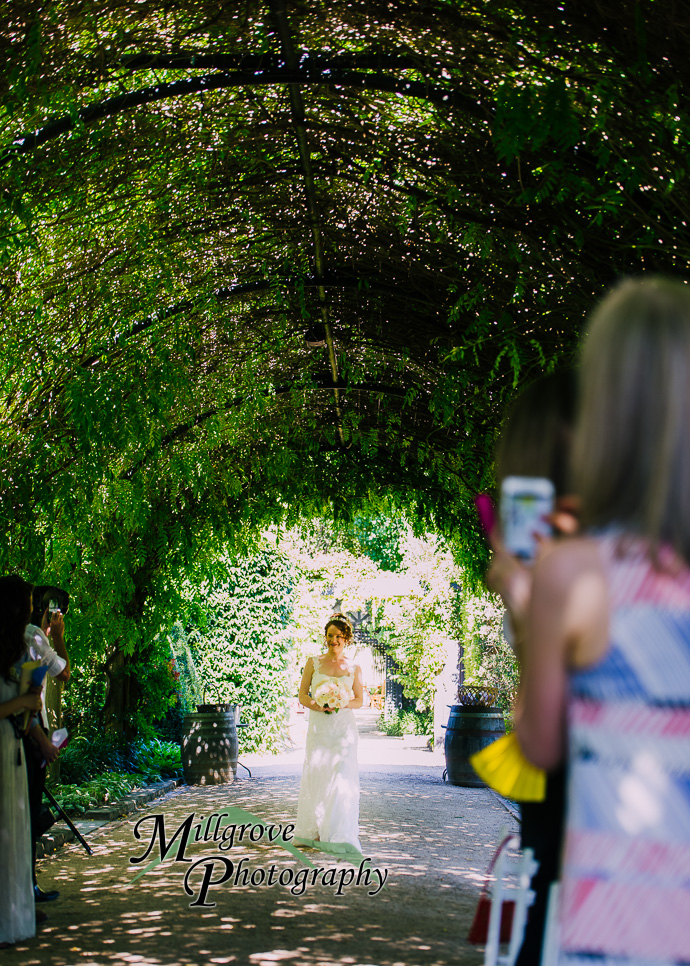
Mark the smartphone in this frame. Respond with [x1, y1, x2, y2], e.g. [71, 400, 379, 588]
[49, 598, 60, 617]
[500, 476, 555, 560]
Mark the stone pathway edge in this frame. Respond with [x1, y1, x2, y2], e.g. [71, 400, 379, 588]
[36, 778, 183, 858]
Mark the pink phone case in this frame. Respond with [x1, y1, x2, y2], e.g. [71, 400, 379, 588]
[474, 494, 496, 536]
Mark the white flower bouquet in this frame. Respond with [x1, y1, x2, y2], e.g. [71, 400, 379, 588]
[313, 680, 352, 713]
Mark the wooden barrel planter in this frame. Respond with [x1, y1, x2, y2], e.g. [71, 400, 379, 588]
[181, 705, 239, 785]
[443, 703, 505, 787]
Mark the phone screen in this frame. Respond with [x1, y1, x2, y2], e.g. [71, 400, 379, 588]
[500, 476, 555, 560]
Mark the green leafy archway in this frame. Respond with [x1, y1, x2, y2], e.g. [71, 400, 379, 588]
[2, 1, 688, 733]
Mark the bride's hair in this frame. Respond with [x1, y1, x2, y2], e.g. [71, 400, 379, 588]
[324, 612, 353, 642]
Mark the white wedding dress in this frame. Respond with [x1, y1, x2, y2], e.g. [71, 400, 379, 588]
[294, 655, 361, 853]
[0, 667, 35, 945]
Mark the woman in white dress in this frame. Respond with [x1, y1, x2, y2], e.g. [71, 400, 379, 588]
[0, 575, 43, 948]
[295, 613, 364, 853]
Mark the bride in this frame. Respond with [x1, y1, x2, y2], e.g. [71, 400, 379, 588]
[294, 613, 364, 853]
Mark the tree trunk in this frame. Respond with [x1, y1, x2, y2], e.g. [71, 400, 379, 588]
[103, 648, 139, 741]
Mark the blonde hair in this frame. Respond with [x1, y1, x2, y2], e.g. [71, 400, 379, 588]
[573, 276, 690, 561]
[324, 613, 353, 643]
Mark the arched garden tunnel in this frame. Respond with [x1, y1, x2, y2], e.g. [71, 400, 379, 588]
[2, 0, 690, 740]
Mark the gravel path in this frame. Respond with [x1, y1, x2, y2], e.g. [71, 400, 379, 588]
[15, 711, 519, 966]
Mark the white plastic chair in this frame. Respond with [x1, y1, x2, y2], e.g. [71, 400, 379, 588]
[483, 832, 539, 966]
[539, 882, 560, 966]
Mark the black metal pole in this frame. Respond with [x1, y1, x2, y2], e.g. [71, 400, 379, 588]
[42, 786, 94, 856]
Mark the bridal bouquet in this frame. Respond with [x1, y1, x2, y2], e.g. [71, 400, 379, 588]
[313, 681, 352, 713]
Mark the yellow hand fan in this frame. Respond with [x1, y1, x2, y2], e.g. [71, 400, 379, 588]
[469, 732, 546, 802]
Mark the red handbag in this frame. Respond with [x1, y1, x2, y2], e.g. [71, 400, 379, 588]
[468, 834, 516, 945]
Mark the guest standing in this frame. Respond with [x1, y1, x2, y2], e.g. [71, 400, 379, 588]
[0, 575, 43, 948]
[491, 369, 576, 966]
[498, 278, 690, 965]
[23, 599, 70, 903]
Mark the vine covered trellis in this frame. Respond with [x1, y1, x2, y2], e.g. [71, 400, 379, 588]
[1, 1, 689, 733]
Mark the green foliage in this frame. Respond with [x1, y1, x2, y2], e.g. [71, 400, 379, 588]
[273, 517, 472, 730]
[278, 520, 384, 700]
[340, 515, 408, 572]
[178, 544, 295, 753]
[377, 709, 432, 737]
[47, 772, 143, 816]
[58, 735, 132, 785]
[58, 734, 181, 785]
[61, 622, 183, 740]
[369, 533, 463, 711]
[128, 659, 182, 736]
[129, 738, 183, 781]
[460, 587, 519, 720]
[2, 1, 687, 757]
[60, 661, 109, 738]
[493, 78, 580, 164]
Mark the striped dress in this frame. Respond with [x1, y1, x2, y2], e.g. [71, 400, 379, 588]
[559, 533, 690, 966]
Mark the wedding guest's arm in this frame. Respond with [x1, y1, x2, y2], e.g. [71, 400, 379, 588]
[514, 538, 608, 770]
[40, 609, 70, 682]
[28, 717, 59, 763]
[0, 692, 42, 720]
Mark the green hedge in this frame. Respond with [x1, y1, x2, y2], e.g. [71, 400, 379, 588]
[178, 544, 295, 753]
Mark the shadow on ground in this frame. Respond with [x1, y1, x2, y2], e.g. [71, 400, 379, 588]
[13, 714, 518, 966]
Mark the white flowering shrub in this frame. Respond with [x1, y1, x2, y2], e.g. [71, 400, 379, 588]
[460, 588, 519, 721]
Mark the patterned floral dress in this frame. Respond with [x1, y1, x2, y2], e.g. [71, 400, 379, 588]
[558, 533, 690, 965]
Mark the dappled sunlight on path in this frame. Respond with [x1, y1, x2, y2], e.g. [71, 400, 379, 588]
[11, 714, 517, 966]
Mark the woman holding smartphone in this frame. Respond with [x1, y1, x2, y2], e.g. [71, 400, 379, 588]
[488, 369, 576, 966]
[492, 278, 690, 966]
